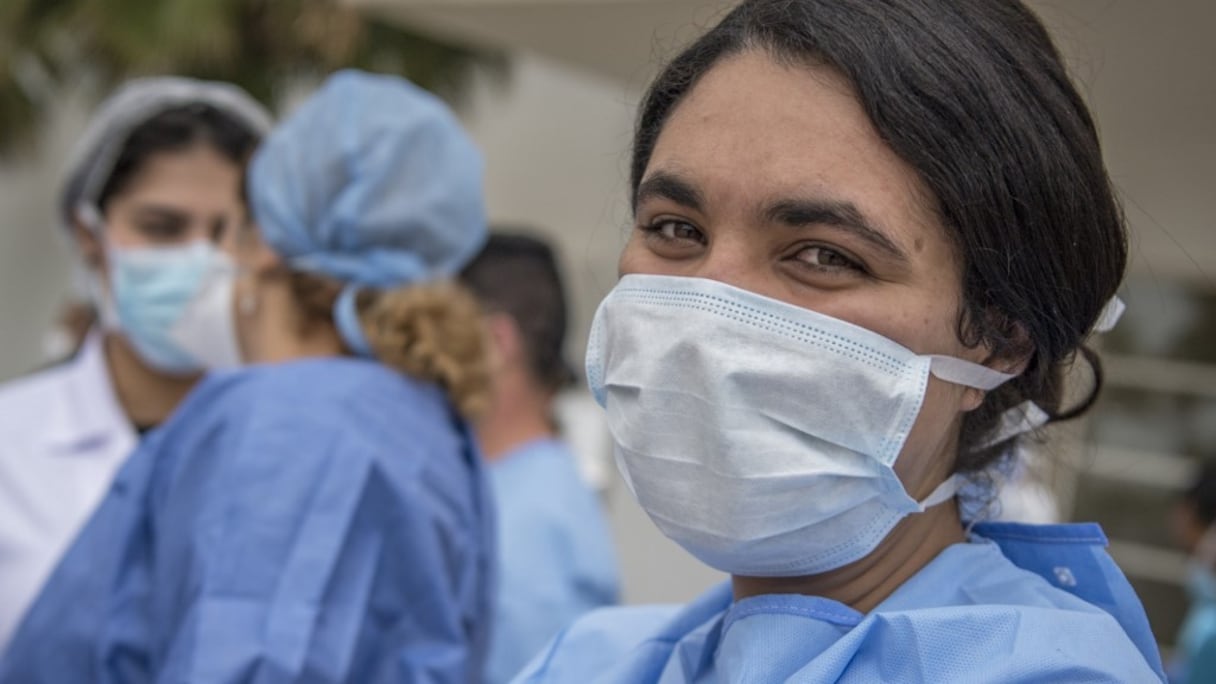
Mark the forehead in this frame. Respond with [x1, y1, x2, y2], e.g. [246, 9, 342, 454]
[112, 143, 243, 208]
[646, 50, 944, 249]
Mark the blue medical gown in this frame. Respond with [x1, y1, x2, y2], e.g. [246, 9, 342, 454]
[514, 522, 1165, 683]
[487, 439, 619, 683]
[0, 358, 495, 683]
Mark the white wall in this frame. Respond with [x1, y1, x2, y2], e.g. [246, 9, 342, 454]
[0, 99, 88, 380]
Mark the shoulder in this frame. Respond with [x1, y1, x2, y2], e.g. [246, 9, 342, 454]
[0, 348, 111, 453]
[855, 599, 1163, 682]
[153, 359, 467, 486]
[872, 531, 1165, 681]
[491, 440, 596, 511]
[513, 604, 683, 683]
[0, 364, 71, 434]
[492, 440, 612, 544]
[180, 358, 450, 430]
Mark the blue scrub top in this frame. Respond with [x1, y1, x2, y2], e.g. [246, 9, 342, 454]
[487, 438, 619, 683]
[0, 358, 496, 684]
[514, 522, 1166, 683]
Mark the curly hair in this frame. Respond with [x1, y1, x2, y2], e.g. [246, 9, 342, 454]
[288, 272, 491, 420]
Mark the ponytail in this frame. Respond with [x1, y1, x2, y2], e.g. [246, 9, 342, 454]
[289, 273, 491, 419]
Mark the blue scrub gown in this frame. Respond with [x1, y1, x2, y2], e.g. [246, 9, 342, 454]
[0, 358, 496, 684]
[515, 522, 1166, 683]
[486, 438, 619, 683]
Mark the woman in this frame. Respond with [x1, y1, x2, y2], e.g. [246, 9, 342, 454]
[518, 0, 1164, 681]
[0, 77, 270, 653]
[0, 71, 495, 683]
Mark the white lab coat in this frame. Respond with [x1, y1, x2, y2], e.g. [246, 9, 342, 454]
[0, 332, 136, 653]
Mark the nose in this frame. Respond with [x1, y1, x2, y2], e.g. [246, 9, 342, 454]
[690, 230, 772, 297]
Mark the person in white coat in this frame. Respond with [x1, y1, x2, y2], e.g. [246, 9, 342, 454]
[0, 77, 270, 653]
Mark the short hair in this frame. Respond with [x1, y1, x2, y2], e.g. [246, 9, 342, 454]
[460, 231, 574, 392]
[633, 0, 1126, 473]
[1185, 463, 1216, 527]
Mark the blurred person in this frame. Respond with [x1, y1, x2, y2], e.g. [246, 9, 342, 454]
[1174, 464, 1216, 557]
[514, 0, 1165, 681]
[1171, 463, 1216, 683]
[460, 232, 620, 683]
[0, 70, 495, 683]
[0, 77, 270, 653]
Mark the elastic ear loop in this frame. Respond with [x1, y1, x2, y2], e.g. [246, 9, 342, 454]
[1093, 295, 1126, 333]
[333, 284, 375, 358]
[76, 203, 105, 234]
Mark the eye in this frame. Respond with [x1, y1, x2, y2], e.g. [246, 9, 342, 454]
[134, 217, 190, 243]
[792, 244, 862, 272]
[641, 219, 705, 245]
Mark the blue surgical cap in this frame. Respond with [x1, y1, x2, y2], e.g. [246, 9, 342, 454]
[247, 70, 487, 290]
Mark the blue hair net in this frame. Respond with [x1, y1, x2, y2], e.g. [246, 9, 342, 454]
[247, 70, 487, 356]
[247, 70, 487, 290]
[62, 76, 272, 231]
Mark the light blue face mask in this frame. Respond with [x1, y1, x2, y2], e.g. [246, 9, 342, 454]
[105, 241, 224, 375]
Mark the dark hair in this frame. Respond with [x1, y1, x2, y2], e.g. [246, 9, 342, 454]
[632, 0, 1126, 473]
[62, 104, 262, 221]
[1185, 463, 1216, 527]
[460, 231, 575, 393]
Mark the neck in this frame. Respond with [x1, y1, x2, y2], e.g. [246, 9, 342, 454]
[477, 380, 555, 461]
[245, 286, 346, 364]
[104, 332, 200, 428]
[731, 499, 966, 612]
[253, 321, 345, 364]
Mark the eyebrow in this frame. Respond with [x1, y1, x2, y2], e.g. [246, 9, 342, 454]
[765, 198, 908, 262]
[634, 172, 706, 214]
[636, 170, 909, 263]
[131, 204, 190, 220]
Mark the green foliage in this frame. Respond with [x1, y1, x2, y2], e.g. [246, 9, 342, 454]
[0, 0, 506, 156]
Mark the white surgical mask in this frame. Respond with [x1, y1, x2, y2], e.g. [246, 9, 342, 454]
[168, 253, 244, 370]
[586, 274, 1014, 577]
[103, 241, 226, 375]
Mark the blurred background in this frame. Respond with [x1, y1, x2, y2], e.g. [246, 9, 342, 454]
[1, 0, 1212, 653]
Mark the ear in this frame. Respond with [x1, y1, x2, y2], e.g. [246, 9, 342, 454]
[70, 218, 105, 271]
[960, 321, 1034, 412]
[485, 312, 523, 366]
[237, 225, 286, 277]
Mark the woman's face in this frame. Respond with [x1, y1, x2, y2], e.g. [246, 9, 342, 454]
[99, 143, 245, 249]
[621, 51, 997, 496]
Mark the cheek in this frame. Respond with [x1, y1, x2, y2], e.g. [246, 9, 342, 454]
[101, 217, 148, 249]
[617, 232, 654, 276]
[892, 376, 969, 497]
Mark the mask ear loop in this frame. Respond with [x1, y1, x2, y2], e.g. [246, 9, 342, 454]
[75, 203, 105, 234]
[74, 203, 121, 331]
[958, 403, 1051, 533]
[333, 284, 375, 358]
[1092, 295, 1125, 334]
[956, 295, 1126, 535]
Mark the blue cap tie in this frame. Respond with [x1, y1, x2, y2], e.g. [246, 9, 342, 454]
[333, 284, 374, 358]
